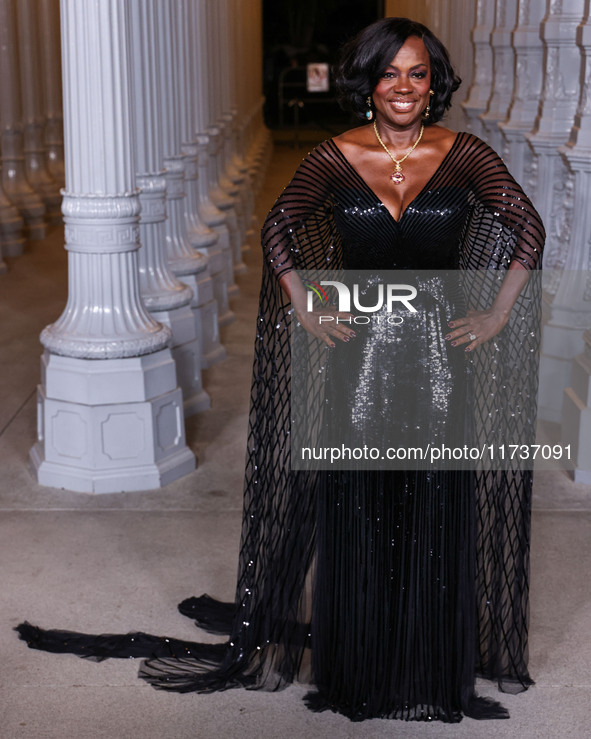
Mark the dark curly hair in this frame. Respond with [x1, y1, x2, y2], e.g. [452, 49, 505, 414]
[335, 17, 461, 125]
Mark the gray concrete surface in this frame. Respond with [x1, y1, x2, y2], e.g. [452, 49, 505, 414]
[1, 142, 590, 739]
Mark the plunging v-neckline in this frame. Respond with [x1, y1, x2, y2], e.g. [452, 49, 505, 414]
[329, 133, 461, 225]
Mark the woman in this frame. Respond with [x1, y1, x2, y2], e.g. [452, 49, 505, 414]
[18, 18, 544, 724]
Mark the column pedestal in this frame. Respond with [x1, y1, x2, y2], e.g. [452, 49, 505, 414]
[151, 306, 210, 416]
[0, 185, 24, 256]
[31, 350, 195, 493]
[562, 330, 591, 483]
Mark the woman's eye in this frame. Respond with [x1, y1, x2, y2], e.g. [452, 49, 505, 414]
[412, 72, 427, 79]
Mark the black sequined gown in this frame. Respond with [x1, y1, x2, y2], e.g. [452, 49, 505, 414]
[17, 132, 545, 723]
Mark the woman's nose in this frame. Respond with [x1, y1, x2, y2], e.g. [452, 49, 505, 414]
[392, 75, 412, 92]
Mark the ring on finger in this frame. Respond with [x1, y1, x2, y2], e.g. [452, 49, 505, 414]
[468, 332, 477, 342]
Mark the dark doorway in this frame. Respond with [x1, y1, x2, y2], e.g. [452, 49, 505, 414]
[263, 0, 384, 137]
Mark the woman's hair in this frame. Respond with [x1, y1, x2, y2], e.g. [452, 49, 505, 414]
[335, 17, 461, 125]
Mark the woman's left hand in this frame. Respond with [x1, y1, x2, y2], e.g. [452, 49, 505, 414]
[445, 308, 509, 352]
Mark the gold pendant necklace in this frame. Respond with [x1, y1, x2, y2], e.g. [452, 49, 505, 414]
[373, 120, 425, 185]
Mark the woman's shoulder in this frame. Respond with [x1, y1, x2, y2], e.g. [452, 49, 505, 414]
[451, 130, 504, 160]
[332, 124, 374, 146]
[288, 137, 358, 183]
[295, 138, 344, 168]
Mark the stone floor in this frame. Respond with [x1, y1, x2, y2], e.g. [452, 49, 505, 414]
[1, 140, 590, 739]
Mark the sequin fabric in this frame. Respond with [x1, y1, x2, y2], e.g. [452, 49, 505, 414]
[16, 133, 544, 723]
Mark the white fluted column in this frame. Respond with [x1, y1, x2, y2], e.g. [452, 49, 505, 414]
[0, 0, 45, 244]
[38, 0, 65, 186]
[176, 0, 234, 331]
[562, 330, 591, 483]
[16, 0, 62, 224]
[527, 1, 583, 249]
[531, 0, 587, 422]
[191, 0, 239, 324]
[235, 0, 270, 195]
[479, 0, 518, 153]
[228, 0, 257, 236]
[199, 0, 244, 293]
[215, 0, 250, 270]
[129, 0, 210, 417]
[225, 0, 255, 240]
[31, 0, 195, 492]
[155, 0, 226, 368]
[498, 0, 546, 185]
[461, 0, 495, 139]
[426, 0, 475, 132]
[554, 9, 591, 468]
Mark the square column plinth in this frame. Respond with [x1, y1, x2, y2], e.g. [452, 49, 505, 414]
[31, 349, 196, 493]
[562, 333, 591, 484]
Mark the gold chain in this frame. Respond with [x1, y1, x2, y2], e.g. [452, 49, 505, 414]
[373, 120, 424, 184]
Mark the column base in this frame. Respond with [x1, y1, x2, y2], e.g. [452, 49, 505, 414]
[202, 344, 227, 368]
[574, 469, 591, 484]
[174, 269, 227, 368]
[171, 341, 211, 416]
[31, 441, 196, 494]
[561, 336, 591, 484]
[24, 218, 47, 241]
[151, 305, 211, 418]
[182, 389, 211, 416]
[0, 238, 26, 257]
[224, 283, 239, 302]
[199, 295, 227, 368]
[539, 322, 587, 421]
[31, 349, 196, 493]
[218, 309, 235, 326]
[193, 241, 235, 317]
[562, 387, 591, 483]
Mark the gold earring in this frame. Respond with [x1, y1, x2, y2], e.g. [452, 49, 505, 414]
[365, 96, 373, 121]
[423, 89, 434, 120]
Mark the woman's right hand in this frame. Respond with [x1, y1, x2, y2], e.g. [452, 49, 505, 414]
[295, 305, 356, 348]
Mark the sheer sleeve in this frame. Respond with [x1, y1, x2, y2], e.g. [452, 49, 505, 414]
[462, 135, 544, 271]
[261, 142, 343, 281]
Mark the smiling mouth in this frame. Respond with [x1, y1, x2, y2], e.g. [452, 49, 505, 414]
[389, 100, 416, 111]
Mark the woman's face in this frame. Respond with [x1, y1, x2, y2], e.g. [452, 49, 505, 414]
[371, 36, 432, 129]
